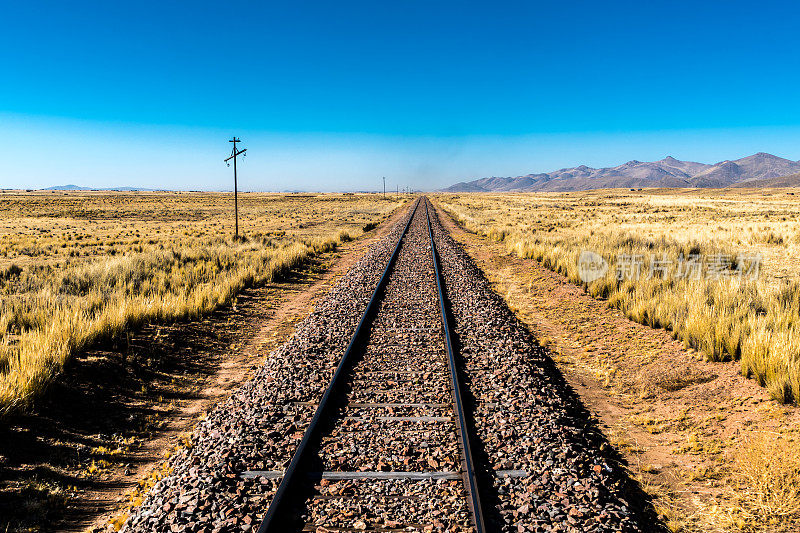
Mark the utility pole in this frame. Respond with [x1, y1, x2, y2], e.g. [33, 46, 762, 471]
[225, 137, 247, 240]
[382, 176, 386, 198]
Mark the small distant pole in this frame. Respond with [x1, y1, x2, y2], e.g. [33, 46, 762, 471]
[382, 176, 386, 198]
[225, 137, 247, 240]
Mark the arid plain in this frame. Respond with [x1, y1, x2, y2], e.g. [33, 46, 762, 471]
[2, 189, 800, 532]
[0, 191, 406, 415]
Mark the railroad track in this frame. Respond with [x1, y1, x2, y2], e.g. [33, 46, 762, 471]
[251, 197, 491, 531]
[122, 198, 656, 533]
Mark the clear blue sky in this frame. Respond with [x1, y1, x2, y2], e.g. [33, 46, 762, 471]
[2, 0, 800, 191]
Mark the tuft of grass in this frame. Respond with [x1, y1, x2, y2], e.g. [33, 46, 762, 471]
[706, 433, 800, 531]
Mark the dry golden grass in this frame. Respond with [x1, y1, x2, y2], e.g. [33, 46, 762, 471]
[0, 191, 407, 416]
[435, 189, 800, 404]
[689, 432, 800, 532]
[726, 433, 800, 529]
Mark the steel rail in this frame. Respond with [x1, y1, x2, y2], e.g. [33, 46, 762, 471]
[257, 198, 421, 533]
[425, 198, 488, 533]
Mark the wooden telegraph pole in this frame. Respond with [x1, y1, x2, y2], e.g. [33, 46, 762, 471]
[383, 176, 386, 198]
[225, 137, 247, 240]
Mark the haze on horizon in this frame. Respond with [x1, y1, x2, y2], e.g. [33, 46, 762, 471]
[2, 0, 800, 192]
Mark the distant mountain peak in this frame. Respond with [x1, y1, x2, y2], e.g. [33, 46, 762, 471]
[43, 184, 159, 192]
[44, 184, 92, 191]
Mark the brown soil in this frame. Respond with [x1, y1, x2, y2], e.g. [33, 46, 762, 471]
[0, 205, 408, 533]
[434, 203, 800, 532]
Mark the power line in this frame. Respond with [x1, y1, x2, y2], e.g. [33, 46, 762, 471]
[224, 137, 247, 240]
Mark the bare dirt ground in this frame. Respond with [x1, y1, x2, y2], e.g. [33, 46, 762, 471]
[435, 204, 800, 532]
[0, 206, 407, 533]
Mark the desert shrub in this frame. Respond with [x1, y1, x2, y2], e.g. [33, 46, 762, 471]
[0, 263, 22, 280]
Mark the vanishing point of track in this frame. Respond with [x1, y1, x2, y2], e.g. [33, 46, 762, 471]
[256, 197, 487, 531]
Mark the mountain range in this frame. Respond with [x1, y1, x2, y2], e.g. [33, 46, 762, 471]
[44, 184, 158, 191]
[443, 153, 800, 192]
